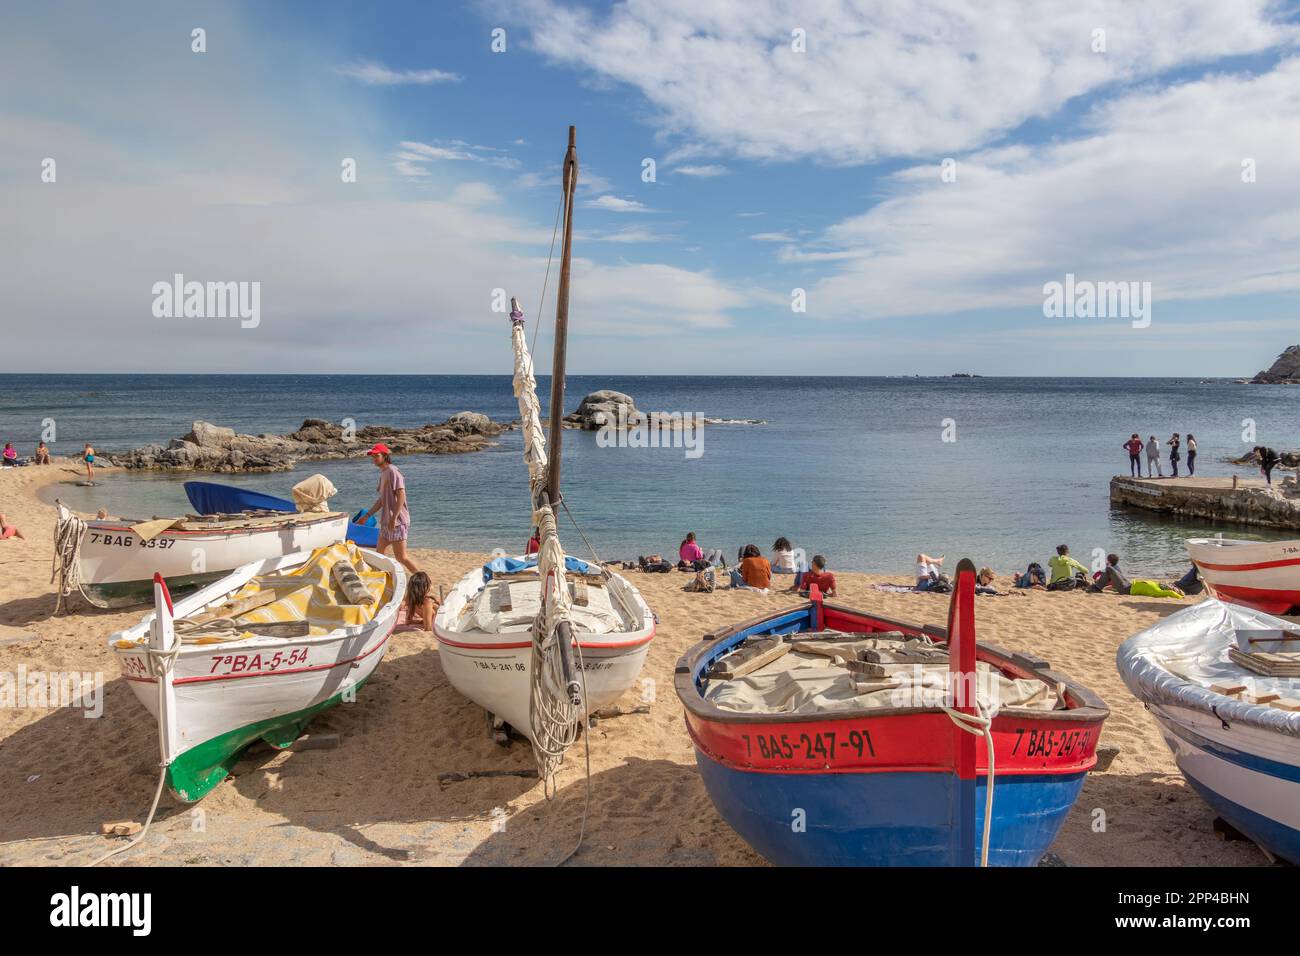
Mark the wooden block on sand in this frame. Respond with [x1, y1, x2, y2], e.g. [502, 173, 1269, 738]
[101, 820, 143, 837]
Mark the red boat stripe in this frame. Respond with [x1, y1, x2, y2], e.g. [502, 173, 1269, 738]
[1195, 556, 1300, 573]
[122, 627, 393, 685]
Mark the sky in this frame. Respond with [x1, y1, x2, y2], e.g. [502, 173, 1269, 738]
[2, 0, 1299, 376]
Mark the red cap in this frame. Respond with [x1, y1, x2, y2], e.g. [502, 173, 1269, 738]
[366, 442, 391, 456]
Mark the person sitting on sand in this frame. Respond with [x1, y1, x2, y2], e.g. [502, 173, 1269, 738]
[34, 441, 50, 465]
[1047, 544, 1091, 590]
[1, 443, 17, 466]
[1015, 562, 1047, 589]
[771, 537, 799, 575]
[729, 544, 771, 591]
[1145, 435, 1162, 478]
[791, 554, 836, 596]
[0, 513, 24, 540]
[1174, 563, 1204, 595]
[915, 553, 950, 592]
[1122, 433, 1144, 477]
[1091, 555, 1185, 598]
[975, 567, 1001, 595]
[680, 531, 704, 564]
[396, 570, 438, 632]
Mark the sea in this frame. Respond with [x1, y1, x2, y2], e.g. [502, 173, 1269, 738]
[3, 374, 1296, 576]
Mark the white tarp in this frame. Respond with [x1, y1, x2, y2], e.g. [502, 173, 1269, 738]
[1117, 599, 1300, 737]
[291, 474, 338, 513]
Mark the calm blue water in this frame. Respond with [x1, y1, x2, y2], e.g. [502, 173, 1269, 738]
[4, 374, 1296, 575]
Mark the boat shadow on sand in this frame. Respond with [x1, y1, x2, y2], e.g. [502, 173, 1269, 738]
[0, 643, 740, 865]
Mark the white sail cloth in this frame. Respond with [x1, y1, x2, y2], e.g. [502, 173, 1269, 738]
[291, 474, 338, 513]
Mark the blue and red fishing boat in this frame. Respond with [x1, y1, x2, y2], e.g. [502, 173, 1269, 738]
[675, 559, 1109, 866]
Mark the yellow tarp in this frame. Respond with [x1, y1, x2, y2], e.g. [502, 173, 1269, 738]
[187, 542, 392, 644]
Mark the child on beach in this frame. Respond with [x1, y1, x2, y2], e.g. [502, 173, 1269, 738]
[792, 554, 836, 596]
[396, 570, 438, 632]
[359, 443, 420, 576]
[1122, 434, 1144, 477]
[1145, 436, 1161, 478]
[1047, 545, 1090, 590]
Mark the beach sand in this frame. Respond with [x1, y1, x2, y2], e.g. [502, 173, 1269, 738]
[0, 464, 1273, 867]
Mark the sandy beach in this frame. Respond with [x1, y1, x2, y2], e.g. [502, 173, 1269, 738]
[0, 464, 1272, 867]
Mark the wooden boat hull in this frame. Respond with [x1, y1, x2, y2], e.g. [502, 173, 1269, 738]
[78, 512, 349, 608]
[1186, 536, 1300, 614]
[433, 560, 654, 739]
[676, 600, 1108, 867]
[110, 546, 403, 801]
[1148, 702, 1300, 864]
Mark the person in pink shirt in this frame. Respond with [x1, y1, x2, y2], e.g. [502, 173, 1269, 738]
[679, 531, 704, 564]
[359, 443, 419, 575]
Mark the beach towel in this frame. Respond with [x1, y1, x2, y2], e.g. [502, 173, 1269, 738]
[871, 583, 919, 593]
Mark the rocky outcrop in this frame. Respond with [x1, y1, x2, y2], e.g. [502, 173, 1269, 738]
[1253, 345, 1300, 384]
[1109, 476, 1300, 530]
[562, 390, 766, 430]
[108, 415, 511, 473]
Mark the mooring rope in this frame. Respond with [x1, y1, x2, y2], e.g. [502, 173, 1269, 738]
[942, 703, 996, 867]
[51, 502, 91, 614]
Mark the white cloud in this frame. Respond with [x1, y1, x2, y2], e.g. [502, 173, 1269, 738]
[584, 195, 652, 213]
[513, 0, 1298, 164]
[674, 164, 728, 177]
[395, 140, 521, 176]
[790, 60, 1300, 321]
[749, 231, 794, 242]
[337, 60, 460, 85]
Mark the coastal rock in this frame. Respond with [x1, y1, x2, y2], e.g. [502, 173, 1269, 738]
[1252, 345, 1300, 384]
[1109, 476, 1300, 530]
[564, 390, 638, 430]
[108, 416, 512, 473]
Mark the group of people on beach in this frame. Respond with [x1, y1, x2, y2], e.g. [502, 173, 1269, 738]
[1, 441, 53, 468]
[1011, 544, 1196, 599]
[1121, 433, 1196, 478]
[674, 532, 837, 597]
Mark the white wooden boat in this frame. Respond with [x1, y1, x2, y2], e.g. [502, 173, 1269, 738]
[434, 557, 655, 739]
[109, 541, 404, 801]
[1186, 536, 1300, 615]
[1117, 599, 1300, 863]
[57, 501, 348, 607]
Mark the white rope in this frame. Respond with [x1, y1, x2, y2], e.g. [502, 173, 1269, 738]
[942, 703, 996, 867]
[51, 502, 91, 614]
[88, 641, 181, 866]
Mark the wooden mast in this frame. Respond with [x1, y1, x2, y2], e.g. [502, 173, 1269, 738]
[546, 125, 578, 505]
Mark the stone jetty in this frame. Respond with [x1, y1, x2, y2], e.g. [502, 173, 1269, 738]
[108, 415, 511, 473]
[1109, 475, 1300, 531]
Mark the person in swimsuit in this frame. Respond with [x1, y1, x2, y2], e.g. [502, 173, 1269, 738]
[395, 570, 438, 632]
[83, 443, 95, 481]
[34, 441, 51, 465]
[359, 443, 420, 575]
[0, 513, 24, 540]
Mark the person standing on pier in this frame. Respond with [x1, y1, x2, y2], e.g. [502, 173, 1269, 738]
[1186, 434, 1197, 476]
[1256, 446, 1281, 485]
[1167, 433, 1181, 477]
[1123, 434, 1144, 476]
[1145, 435, 1162, 478]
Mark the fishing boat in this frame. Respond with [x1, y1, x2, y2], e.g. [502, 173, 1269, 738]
[109, 540, 404, 801]
[433, 127, 654, 774]
[184, 477, 379, 547]
[1186, 536, 1300, 615]
[675, 561, 1109, 866]
[1117, 598, 1300, 863]
[55, 501, 348, 608]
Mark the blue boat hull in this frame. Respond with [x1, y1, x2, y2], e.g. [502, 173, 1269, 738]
[183, 481, 378, 547]
[694, 752, 1086, 866]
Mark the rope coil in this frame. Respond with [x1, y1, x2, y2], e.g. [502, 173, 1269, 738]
[942, 703, 996, 867]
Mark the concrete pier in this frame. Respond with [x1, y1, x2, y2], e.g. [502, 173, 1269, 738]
[1109, 475, 1300, 531]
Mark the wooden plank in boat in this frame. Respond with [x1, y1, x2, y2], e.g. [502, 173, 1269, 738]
[1227, 647, 1300, 677]
[1269, 697, 1300, 711]
[492, 582, 512, 613]
[707, 638, 790, 680]
[1209, 679, 1248, 696]
[571, 577, 589, 607]
[185, 589, 278, 626]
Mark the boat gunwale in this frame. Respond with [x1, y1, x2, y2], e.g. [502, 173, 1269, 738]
[87, 511, 349, 538]
[673, 599, 1109, 727]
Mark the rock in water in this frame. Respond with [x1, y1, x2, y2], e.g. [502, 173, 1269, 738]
[564, 390, 639, 430]
[1253, 345, 1300, 384]
[109, 416, 512, 472]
